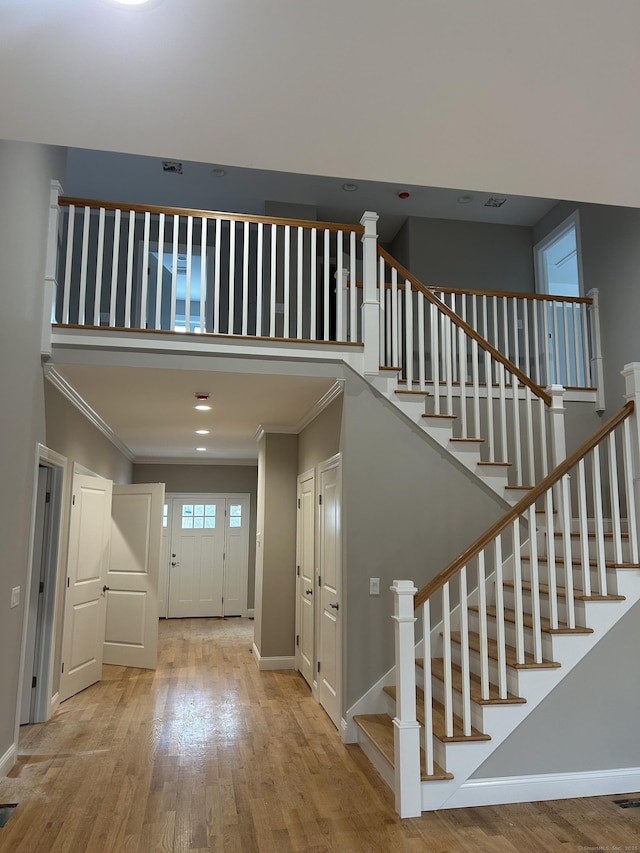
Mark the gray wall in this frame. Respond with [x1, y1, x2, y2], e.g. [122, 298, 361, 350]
[254, 433, 298, 659]
[472, 599, 640, 778]
[44, 381, 133, 698]
[0, 141, 66, 766]
[132, 462, 258, 610]
[391, 216, 535, 293]
[341, 371, 507, 708]
[535, 202, 640, 413]
[298, 395, 343, 474]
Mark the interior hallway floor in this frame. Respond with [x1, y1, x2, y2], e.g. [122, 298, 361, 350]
[0, 617, 639, 852]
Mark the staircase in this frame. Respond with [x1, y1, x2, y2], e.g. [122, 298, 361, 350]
[352, 380, 640, 816]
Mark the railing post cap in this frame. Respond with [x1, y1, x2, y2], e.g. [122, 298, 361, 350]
[622, 363, 640, 397]
[360, 210, 380, 228]
[391, 580, 418, 595]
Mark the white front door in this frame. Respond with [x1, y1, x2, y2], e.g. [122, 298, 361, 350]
[222, 497, 249, 616]
[60, 472, 113, 703]
[103, 483, 165, 669]
[317, 455, 341, 729]
[168, 498, 225, 617]
[296, 470, 315, 688]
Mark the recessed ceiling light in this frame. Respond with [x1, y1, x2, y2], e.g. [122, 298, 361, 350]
[457, 195, 474, 204]
[196, 447, 207, 452]
[194, 404, 211, 411]
[210, 168, 226, 178]
[342, 182, 358, 192]
[195, 429, 210, 435]
[113, 0, 153, 5]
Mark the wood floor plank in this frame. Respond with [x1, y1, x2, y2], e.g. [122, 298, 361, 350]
[0, 618, 638, 852]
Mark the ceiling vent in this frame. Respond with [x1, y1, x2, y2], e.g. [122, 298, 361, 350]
[485, 197, 507, 208]
[162, 160, 183, 175]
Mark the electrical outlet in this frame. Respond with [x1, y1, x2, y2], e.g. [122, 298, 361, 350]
[11, 587, 20, 608]
[370, 577, 380, 596]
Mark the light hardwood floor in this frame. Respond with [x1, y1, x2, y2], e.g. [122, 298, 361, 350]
[1, 618, 639, 852]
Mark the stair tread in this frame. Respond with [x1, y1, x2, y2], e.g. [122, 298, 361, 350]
[558, 531, 630, 540]
[469, 605, 593, 635]
[422, 413, 457, 420]
[353, 714, 453, 781]
[477, 461, 512, 468]
[505, 485, 535, 490]
[450, 437, 485, 444]
[428, 658, 526, 705]
[448, 630, 561, 669]
[395, 389, 430, 396]
[383, 686, 490, 742]
[504, 579, 625, 602]
[521, 555, 639, 569]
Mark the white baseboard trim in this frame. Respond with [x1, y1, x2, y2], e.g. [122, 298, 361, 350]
[0, 742, 17, 778]
[49, 691, 60, 718]
[251, 643, 295, 671]
[246, 608, 255, 619]
[446, 767, 640, 809]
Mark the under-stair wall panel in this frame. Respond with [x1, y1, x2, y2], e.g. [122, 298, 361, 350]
[469, 598, 640, 781]
[341, 370, 506, 710]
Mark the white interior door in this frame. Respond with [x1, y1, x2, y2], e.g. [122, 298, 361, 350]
[158, 501, 170, 618]
[60, 472, 113, 703]
[103, 483, 164, 669]
[296, 470, 315, 688]
[168, 497, 225, 617]
[317, 455, 341, 729]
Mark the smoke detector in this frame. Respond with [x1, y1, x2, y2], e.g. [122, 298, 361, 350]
[162, 160, 183, 175]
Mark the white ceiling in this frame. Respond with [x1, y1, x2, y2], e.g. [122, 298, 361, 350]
[51, 364, 338, 464]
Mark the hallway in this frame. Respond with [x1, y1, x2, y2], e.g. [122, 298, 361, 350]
[0, 619, 638, 852]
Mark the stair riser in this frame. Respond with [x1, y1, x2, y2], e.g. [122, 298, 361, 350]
[420, 420, 455, 447]
[449, 645, 522, 695]
[502, 587, 587, 626]
[525, 535, 632, 564]
[520, 563, 620, 596]
[430, 675, 487, 731]
[467, 612, 555, 660]
[394, 398, 429, 419]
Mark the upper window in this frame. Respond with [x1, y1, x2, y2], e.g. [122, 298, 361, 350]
[534, 212, 582, 298]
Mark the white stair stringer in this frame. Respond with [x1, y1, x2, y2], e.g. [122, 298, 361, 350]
[354, 567, 640, 812]
[365, 370, 512, 501]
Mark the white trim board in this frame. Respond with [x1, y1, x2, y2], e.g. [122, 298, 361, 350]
[251, 643, 295, 671]
[445, 767, 640, 809]
[0, 743, 16, 779]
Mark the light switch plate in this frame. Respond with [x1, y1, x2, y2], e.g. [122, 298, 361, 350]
[370, 577, 380, 596]
[11, 587, 20, 608]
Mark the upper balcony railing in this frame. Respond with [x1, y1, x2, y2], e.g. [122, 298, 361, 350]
[50, 193, 604, 408]
[55, 196, 365, 344]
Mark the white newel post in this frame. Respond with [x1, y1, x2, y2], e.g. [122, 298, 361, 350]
[361, 211, 380, 375]
[588, 288, 606, 412]
[391, 580, 421, 818]
[41, 180, 63, 360]
[622, 363, 640, 543]
[546, 384, 567, 469]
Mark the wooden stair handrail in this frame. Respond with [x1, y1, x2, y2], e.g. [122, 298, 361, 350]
[414, 400, 635, 609]
[59, 196, 365, 235]
[377, 247, 551, 406]
[427, 283, 592, 306]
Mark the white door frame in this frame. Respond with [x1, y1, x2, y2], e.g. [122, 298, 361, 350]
[295, 469, 316, 690]
[15, 444, 67, 743]
[164, 492, 251, 617]
[533, 209, 584, 296]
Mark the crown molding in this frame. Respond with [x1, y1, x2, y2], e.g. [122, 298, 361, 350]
[45, 366, 135, 462]
[254, 380, 344, 443]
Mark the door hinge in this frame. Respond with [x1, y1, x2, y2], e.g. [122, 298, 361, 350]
[318, 576, 321, 587]
[297, 498, 301, 509]
[32, 676, 37, 689]
[72, 494, 76, 506]
[319, 494, 322, 505]
[317, 661, 321, 673]
[297, 565, 300, 577]
[45, 491, 51, 503]
[67, 577, 70, 588]
[39, 581, 44, 594]
[296, 634, 299, 647]
[61, 663, 64, 674]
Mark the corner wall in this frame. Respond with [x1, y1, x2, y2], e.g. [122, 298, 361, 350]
[0, 141, 66, 772]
